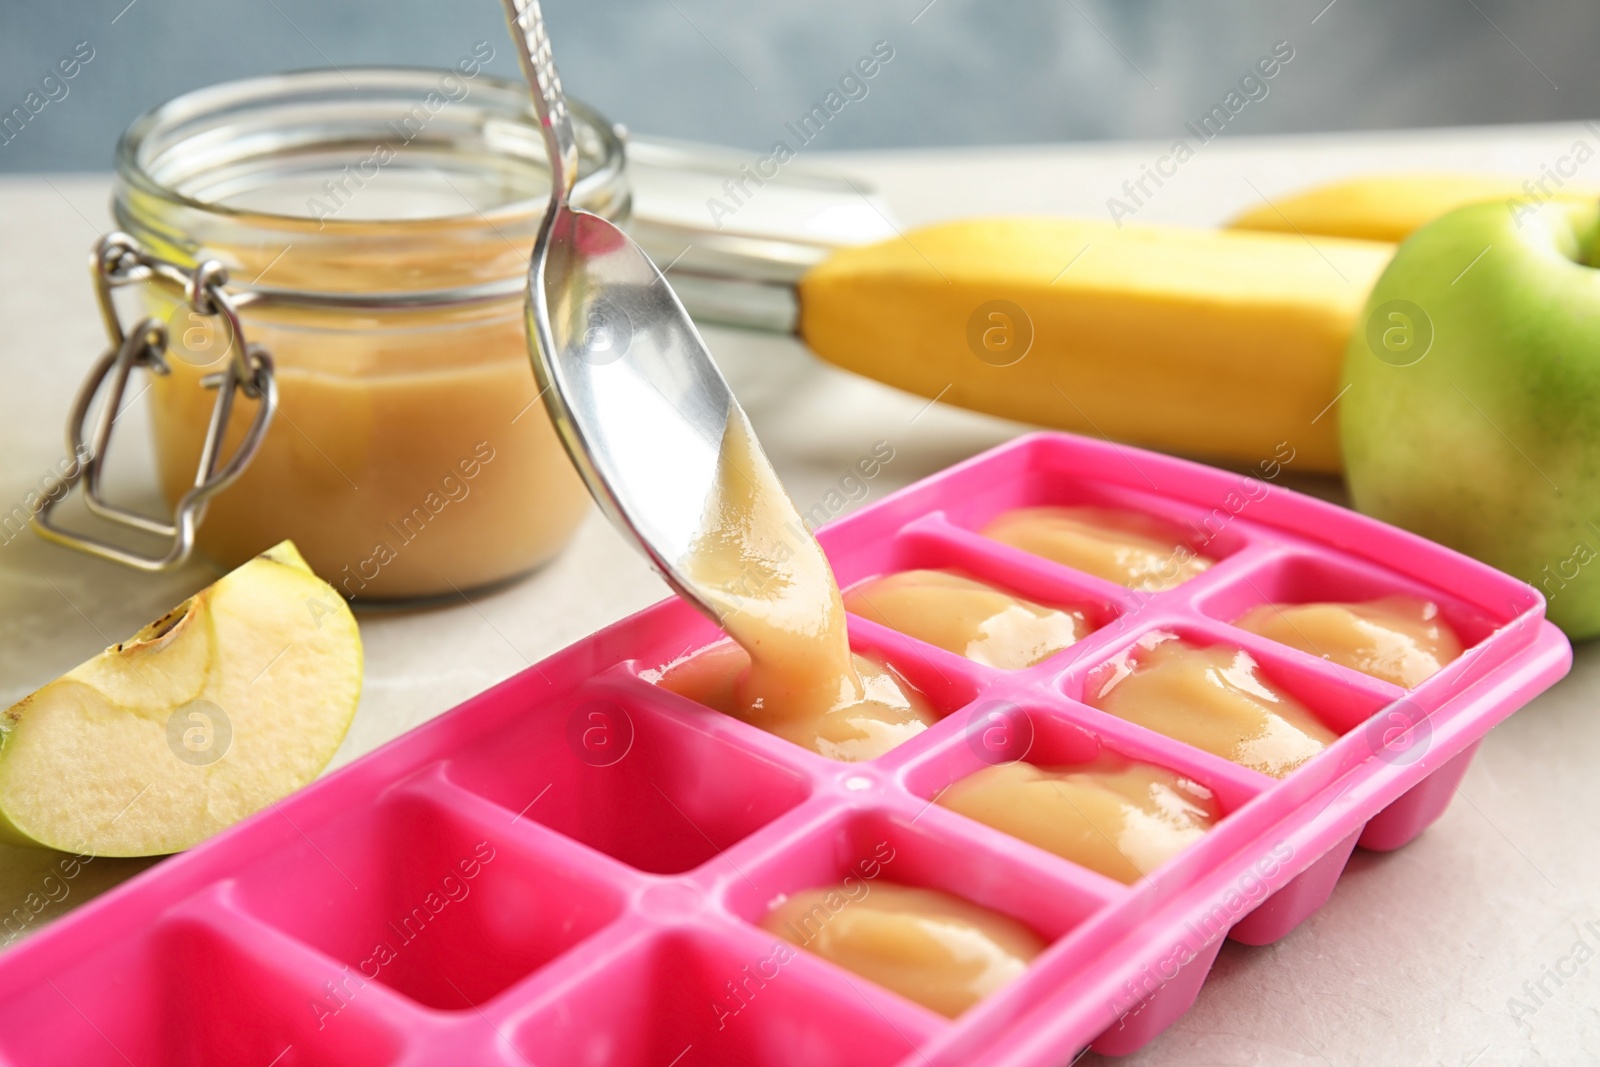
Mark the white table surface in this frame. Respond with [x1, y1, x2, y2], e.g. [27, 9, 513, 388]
[2, 123, 1598, 1065]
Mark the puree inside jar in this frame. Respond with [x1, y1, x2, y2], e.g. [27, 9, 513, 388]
[1088, 633, 1338, 778]
[763, 881, 1044, 1017]
[1234, 595, 1463, 688]
[843, 569, 1090, 670]
[149, 281, 590, 601]
[939, 755, 1220, 884]
[981, 506, 1210, 591]
[659, 412, 934, 760]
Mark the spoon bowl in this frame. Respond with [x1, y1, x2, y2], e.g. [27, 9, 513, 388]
[502, 0, 752, 615]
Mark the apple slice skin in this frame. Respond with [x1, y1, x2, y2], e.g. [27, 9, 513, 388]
[1341, 199, 1600, 638]
[0, 542, 362, 856]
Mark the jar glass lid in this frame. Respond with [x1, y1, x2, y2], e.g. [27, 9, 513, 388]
[112, 67, 628, 302]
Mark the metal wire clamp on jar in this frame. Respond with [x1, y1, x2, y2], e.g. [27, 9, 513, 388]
[35, 67, 630, 601]
[34, 233, 278, 572]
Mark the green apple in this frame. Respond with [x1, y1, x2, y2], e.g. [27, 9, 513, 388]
[1341, 198, 1600, 638]
[0, 541, 362, 855]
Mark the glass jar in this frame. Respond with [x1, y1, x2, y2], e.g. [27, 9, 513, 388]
[112, 66, 628, 600]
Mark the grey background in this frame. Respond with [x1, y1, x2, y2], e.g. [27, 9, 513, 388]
[0, 0, 1593, 172]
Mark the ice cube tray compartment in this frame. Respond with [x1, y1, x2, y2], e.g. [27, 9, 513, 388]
[721, 804, 1112, 943]
[0, 432, 1571, 1067]
[903, 701, 1266, 813]
[1069, 616, 1401, 739]
[225, 774, 627, 1011]
[629, 588, 984, 712]
[440, 670, 814, 875]
[898, 703, 1267, 888]
[505, 925, 945, 1067]
[1190, 547, 1503, 648]
[0, 892, 416, 1067]
[834, 518, 1126, 633]
[845, 442, 1257, 567]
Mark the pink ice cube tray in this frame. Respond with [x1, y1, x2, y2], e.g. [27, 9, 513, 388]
[0, 431, 1571, 1066]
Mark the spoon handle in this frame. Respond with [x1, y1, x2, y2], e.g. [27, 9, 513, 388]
[501, 0, 579, 208]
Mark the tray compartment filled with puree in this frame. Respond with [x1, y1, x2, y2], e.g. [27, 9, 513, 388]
[659, 413, 937, 761]
[938, 752, 1222, 884]
[842, 569, 1092, 670]
[1233, 595, 1464, 688]
[980, 504, 1212, 591]
[1087, 632, 1344, 778]
[762, 881, 1045, 1018]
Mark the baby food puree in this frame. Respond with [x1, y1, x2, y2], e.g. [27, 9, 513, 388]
[661, 413, 935, 760]
[152, 318, 587, 600]
[940, 755, 1220, 884]
[982, 506, 1210, 591]
[763, 882, 1043, 1017]
[145, 204, 593, 601]
[1235, 595, 1462, 688]
[1091, 633, 1338, 778]
[843, 569, 1089, 669]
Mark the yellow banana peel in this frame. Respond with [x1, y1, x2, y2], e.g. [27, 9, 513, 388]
[799, 217, 1391, 474]
[1228, 172, 1597, 243]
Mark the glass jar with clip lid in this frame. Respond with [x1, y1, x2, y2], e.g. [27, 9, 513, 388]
[36, 66, 629, 601]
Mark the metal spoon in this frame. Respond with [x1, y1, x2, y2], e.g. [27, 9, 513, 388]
[500, 0, 767, 616]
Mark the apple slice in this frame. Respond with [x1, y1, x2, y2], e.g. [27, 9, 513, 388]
[0, 541, 362, 856]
